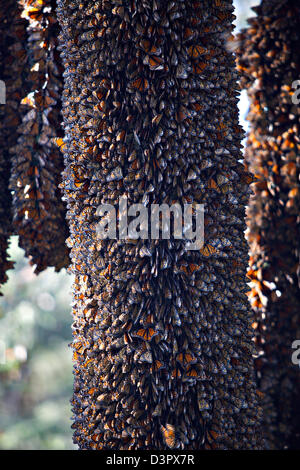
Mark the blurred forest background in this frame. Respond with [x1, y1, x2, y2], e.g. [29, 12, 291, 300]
[0, 0, 259, 451]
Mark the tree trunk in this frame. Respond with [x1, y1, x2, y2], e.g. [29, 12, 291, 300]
[9, 0, 69, 273]
[236, 0, 300, 449]
[0, 1, 28, 290]
[58, 0, 261, 449]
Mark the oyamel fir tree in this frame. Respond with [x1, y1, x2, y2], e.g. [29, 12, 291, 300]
[0, 2, 28, 289]
[0, 0, 69, 293]
[237, 0, 300, 449]
[9, 0, 70, 273]
[58, 0, 261, 449]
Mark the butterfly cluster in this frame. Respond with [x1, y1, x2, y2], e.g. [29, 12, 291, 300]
[7, 0, 70, 274]
[0, 1, 30, 290]
[236, 0, 300, 449]
[58, 0, 262, 449]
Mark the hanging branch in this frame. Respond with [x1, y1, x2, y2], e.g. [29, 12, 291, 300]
[236, 0, 300, 449]
[0, 2, 29, 290]
[9, 0, 69, 273]
[58, 0, 262, 449]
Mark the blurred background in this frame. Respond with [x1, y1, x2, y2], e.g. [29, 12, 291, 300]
[0, 0, 260, 451]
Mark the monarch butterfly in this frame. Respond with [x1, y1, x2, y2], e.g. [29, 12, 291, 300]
[53, 137, 66, 151]
[21, 95, 35, 107]
[192, 61, 208, 74]
[116, 130, 125, 141]
[94, 89, 105, 100]
[161, 424, 178, 449]
[281, 161, 297, 176]
[207, 178, 218, 190]
[72, 351, 79, 361]
[151, 359, 165, 372]
[73, 342, 87, 355]
[35, 93, 56, 108]
[191, 102, 203, 112]
[143, 55, 164, 71]
[183, 27, 196, 41]
[200, 244, 219, 257]
[133, 327, 158, 341]
[143, 313, 155, 325]
[130, 76, 149, 92]
[186, 366, 198, 378]
[188, 45, 207, 58]
[171, 367, 182, 379]
[139, 351, 152, 363]
[27, 7, 44, 22]
[207, 178, 231, 194]
[189, 263, 201, 273]
[91, 433, 101, 443]
[139, 39, 161, 56]
[84, 358, 94, 368]
[240, 172, 255, 184]
[176, 107, 189, 123]
[177, 352, 196, 367]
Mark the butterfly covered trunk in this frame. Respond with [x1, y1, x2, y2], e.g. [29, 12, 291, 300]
[58, 0, 261, 449]
[8, 0, 70, 274]
[236, 0, 300, 449]
[0, 2, 29, 290]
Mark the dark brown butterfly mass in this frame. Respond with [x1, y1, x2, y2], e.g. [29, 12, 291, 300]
[236, 0, 300, 449]
[0, 1, 29, 291]
[8, 0, 69, 274]
[58, 0, 262, 449]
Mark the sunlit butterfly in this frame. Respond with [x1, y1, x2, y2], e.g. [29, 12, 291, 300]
[200, 244, 219, 257]
[133, 328, 158, 341]
[21, 96, 35, 107]
[53, 137, 66, 151]
[161, 424, 178, 449]
[27, 7, 44, 22]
